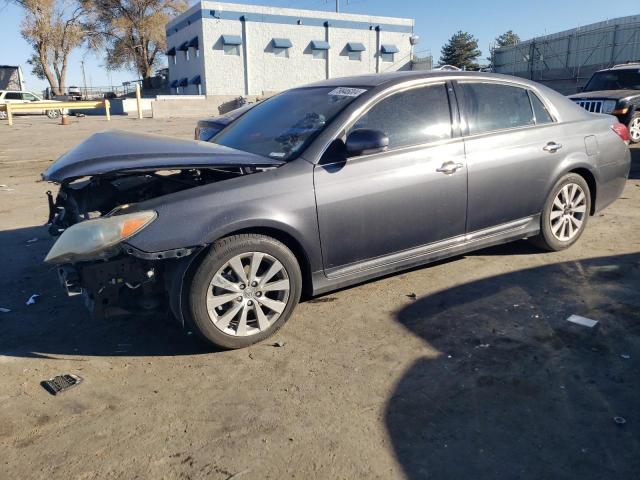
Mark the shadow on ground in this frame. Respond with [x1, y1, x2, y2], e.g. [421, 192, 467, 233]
[0, 226, 211, 358]
[387, 252, 640, 479]
[629, 147, 640, 180]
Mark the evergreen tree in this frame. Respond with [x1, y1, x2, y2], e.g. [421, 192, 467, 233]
[439, 31, 481, 70]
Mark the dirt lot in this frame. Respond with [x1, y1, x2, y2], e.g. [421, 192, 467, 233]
[1, 115, 639, 479]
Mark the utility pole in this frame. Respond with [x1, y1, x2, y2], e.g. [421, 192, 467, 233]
[81, 59, 88, 99]
[335, 0, 339, 13]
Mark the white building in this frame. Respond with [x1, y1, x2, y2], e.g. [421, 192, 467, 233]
[165, 1, 415, 97]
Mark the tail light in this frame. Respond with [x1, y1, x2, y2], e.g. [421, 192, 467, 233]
[611, 123, 630, 144]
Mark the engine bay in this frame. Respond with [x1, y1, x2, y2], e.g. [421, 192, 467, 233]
[47, 166, 256, 235]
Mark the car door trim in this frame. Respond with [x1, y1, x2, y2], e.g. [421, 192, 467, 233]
[324, 215, 539, 279]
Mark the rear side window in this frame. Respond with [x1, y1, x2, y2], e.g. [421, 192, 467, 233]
[529, 92, 554, 124]
[459, 83, 534, 135]
[351, 84, 452, 149]
[4, 92, 22, 100]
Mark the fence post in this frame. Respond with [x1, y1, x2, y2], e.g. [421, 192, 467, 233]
[135, 83, 143, 119]
[104, 100, 111, 121]
[7, 104, 13, 126]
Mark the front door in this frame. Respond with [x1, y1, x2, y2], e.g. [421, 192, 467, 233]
[314, 83, 468, 274]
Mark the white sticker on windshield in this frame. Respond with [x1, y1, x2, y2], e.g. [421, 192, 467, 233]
[269, 152, 286, 158]
[328, 87, 367, 97]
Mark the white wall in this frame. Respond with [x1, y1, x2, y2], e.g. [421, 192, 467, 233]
[167, 1, 414, 97]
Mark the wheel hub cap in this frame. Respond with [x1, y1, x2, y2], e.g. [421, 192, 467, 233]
[550, 183, 587, 242]
[206, 251, 290, 337]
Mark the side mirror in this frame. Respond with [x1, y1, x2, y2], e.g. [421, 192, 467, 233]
[345, 129, 389, 157]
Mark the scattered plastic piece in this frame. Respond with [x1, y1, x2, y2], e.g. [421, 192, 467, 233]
[566, 314, 598, 328]
[620, 354, 631, 360]
[475, 344, 490, 349]
[407, 293, 417, 300]
[41, 374, 83, 395]
[613, 416, 626, 425]
[25, 294, 40, 306]
[273, 341, 285, 347]
[0, 307, 10, 313]
[26, 238, 38, 243]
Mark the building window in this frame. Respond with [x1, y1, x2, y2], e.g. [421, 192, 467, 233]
[224, 44, 240, 56]
[274, 47, 289, 58]
[310, 40, 330, 60]
[312, 49, 327, 60]
[346, 42, 365, 61]
[380, 44, 399, 63]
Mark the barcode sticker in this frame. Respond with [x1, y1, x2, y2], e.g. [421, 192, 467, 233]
[328, 87, 367, 97]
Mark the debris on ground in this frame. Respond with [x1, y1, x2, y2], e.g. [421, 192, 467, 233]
[25, 294, 40, 306]
[620, 353, 631, 360]
[566, 314, 599, 328]
[273, 341, 285, 348]
[0, 307, 10, 313]
[475, 344, 490, 349]
[74, 113, 86, 118]
[613, 416, 627, 425]
[407, 293, 417, 300]
[41, 374, 83, 395]
[26, 238, 38, 244]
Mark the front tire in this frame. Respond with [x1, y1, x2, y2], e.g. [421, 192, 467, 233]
[46, 109, 61, 119]
[0, 110, 7, 120]
[188, 234, 302, 349]
[530, 173, 591, 251]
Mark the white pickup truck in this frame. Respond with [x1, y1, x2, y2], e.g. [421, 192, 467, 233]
[0, 90, 62, 120]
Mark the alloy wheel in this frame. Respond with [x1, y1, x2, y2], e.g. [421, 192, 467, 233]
[629, 117, 640, 143]
[550, 183, 587, 242]
[206, 251, 291, 336]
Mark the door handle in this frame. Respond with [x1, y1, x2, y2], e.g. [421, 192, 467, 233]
[436, 161, 464, 175]
[543, 142, 563, 153]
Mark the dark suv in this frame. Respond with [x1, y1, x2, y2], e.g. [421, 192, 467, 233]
[568, 63, 640, 143]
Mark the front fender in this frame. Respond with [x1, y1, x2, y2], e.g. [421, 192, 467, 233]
[125, 159, 323, 272]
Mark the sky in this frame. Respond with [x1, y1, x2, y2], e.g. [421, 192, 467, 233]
[1, 0, 638, 94]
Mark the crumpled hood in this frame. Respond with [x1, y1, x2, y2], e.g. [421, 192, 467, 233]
[42, 130, 284, 183]
[568, 89, 639, 101]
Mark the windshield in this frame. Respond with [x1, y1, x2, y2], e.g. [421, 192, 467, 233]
[584, 69, 640, 91]
[210, 86, 368, 161]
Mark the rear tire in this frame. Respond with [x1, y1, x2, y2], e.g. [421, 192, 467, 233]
[188, 234, 302, 349]
[628, 112, 640, 144]
[0, 110, 6, 120]
[46, 109, 60, 119]
[530, 173, 591, 251]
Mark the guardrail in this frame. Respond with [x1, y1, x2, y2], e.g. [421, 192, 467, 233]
[0, 100, 111, 126]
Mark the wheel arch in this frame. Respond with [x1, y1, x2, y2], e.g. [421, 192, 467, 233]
[568, 167, 597, 215]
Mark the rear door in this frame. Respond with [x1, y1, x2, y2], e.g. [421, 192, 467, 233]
[314, 82, 468, 273]
[456, 81, 562, 232]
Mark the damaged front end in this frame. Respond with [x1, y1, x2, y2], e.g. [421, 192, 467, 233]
[42, 130, 284, 320]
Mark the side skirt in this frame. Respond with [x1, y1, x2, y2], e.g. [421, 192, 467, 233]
[310, 215, 541, 296]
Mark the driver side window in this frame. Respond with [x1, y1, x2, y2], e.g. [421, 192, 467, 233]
[22, 93, 37, 101]
[349, 84, 452, 149]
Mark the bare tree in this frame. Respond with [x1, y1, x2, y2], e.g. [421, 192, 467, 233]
[86, 0, 186, 88]
[19, 0, 87, 95]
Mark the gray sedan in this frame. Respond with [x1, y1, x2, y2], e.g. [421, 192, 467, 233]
[42, 71, 631, 349]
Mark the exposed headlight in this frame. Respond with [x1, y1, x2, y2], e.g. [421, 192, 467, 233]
[602, 100, 617, 114]
[45, 211, 157, 264]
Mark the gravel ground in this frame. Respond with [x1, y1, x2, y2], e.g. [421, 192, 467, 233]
[1, 115, 639, 479]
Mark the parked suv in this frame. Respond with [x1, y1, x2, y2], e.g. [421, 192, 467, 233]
[568, 63, 640, 143]
[0, 90, 62, 120]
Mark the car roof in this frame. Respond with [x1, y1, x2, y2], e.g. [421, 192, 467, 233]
[598, 63, 640, 72]
[300, 70, 547, 90]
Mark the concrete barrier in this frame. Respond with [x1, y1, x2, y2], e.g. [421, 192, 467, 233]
[151, 94, 274, 118]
